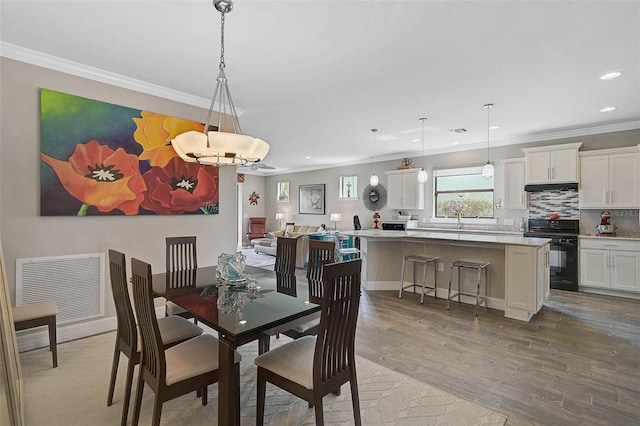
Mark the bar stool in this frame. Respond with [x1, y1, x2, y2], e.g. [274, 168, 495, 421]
[399, 255, 439, 304]
[447, 260, 489, 316]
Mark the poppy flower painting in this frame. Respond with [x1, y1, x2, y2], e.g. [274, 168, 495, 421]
[40, 89, 219, 215]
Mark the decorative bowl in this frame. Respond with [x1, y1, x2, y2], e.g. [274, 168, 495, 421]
[549, 213, 559, 220]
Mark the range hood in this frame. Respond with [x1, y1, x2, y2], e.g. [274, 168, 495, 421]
[524, 183, 578, 192]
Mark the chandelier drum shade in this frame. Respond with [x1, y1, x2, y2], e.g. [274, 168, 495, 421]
[482, 103, 494, 178]
[171, 0, 269, 166]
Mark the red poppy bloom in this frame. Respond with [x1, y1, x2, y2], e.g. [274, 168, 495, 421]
[41, 140, 146, 215]
[142, 157, 218, 214]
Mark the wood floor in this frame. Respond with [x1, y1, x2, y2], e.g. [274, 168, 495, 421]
[354, 288, 640, 425]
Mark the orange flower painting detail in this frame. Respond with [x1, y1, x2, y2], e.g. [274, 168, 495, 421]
[133, 112, 204, 168]
[41, 140, 146, 215]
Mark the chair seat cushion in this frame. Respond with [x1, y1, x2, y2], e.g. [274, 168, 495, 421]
[165, 334, 242, 386]
[157, 315, 202, 345]
[254, 335, 316, 389]
[290, 318, 320, 334]
[13, 301, 58, 322]
[165, 301, 188, 316]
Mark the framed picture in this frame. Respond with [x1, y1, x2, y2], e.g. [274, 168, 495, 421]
[299, 184, 325, 215]
[277, 181, 290, 202]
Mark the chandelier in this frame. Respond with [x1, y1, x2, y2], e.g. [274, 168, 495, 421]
[171, 0, 269, 166]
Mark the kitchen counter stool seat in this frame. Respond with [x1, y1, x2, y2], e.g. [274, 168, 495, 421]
[399, 255, 439, 304]
[447, 260, 489, 316]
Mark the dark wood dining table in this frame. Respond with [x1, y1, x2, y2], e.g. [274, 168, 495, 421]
[151, 265, 321, 425]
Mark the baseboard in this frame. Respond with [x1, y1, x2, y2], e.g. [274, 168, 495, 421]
[16, 307, 165, 353]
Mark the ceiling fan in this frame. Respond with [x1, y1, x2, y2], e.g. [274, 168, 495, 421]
[241, 160, 275, 171]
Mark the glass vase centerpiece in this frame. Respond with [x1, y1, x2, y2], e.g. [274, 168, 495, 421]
[216, 252, 247, 285]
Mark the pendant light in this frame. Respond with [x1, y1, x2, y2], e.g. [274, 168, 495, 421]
[417, 117, 428, 183]
[369, 129, 379, 186]
[171, 0, 269, 166]
[482, 103, 494, 178]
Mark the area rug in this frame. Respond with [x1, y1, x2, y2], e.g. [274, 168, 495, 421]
[242, 247, 275, 270]
[21, 331, 507, 425]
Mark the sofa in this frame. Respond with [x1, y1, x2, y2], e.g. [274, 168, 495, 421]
[251, 224, 324, 268]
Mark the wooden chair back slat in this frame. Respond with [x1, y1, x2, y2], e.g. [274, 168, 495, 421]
[306, 240, 335, 282]
[165, 236, 197, 272]
[131, 258, 165, 391]
[274, 237, 297, 275]
[108, 250, 136, 357]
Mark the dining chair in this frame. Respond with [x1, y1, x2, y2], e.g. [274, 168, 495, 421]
[274, 236, 297, 275]
[278, 240, 334, 341]
[275, 272, 297, 297]
[255, 259, 363, 426]
[165, 236, 198, 324]
[130, 257, 242, 426]
[106, 250, 203, 426]
[306, 240, 335, 282]
[12, 301, 58, 368]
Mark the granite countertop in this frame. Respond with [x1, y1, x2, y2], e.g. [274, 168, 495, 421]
[579, 234, 640, 241]
[410, 226, 523, 236]
[342, 230, 550, 247]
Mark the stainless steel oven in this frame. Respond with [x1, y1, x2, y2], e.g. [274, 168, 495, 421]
[524, 219, 579, 292]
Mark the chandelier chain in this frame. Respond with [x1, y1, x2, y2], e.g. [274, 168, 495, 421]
[219, 10, 226, 70]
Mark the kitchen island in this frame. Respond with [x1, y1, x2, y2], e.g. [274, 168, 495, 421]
[342, 230, 551, 321]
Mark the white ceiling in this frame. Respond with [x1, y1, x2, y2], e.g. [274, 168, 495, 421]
[2, 0, 639, 174]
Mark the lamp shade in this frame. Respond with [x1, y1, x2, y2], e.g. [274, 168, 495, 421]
[417, 168, 428, 183]
[369, 174, 379, 186]
[330, 213, 343, 223]
[275, 213, 285, 221]
[482, 162, 495, 178]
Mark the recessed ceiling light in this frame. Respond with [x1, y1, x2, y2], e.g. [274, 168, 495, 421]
[412, 138, 420, 143]
[452, 141, 460, 145]
[489, 126, 500, 130]
[600, 71, 622, 80]
[304, 156, 311, 159]
[600, 106, 617, 112]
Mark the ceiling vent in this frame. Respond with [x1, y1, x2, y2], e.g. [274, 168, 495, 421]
[448, 128, 467, 134]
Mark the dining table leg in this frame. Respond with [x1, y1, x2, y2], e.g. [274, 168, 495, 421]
[218, 337, 240, 426]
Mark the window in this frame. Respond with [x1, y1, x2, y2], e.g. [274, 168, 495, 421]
[277, 182, 290, 202]
[339, 176, 358, 199]
[434, 167, 494, 218]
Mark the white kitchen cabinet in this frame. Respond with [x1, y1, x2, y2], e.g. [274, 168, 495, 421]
[579, 148, 639, 209]
[501, 158, 526, 209]
[385, 169, 424, 210]
[522, 142, 582, 184]
[579, 238, 640, 293]
[505, 243, 550, 321]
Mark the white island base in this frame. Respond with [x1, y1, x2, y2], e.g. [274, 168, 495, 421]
[343, 230, 551, 322]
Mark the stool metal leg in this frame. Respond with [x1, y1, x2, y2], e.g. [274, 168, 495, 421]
[447, 264, 454, 310]
[475, 267, 482, 316]
[399, 257, 408, 298]
[420, 261, 428, 304]
[457, 265, 462, 303]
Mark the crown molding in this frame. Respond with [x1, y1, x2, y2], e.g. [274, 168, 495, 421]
[0, 42, 246, 114]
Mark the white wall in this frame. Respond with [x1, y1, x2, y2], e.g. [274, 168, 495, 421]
[0, 58, 238, 319]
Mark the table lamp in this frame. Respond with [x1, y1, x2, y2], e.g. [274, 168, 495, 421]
[275, 212, 285, 230]
[330, 213, 343, 231]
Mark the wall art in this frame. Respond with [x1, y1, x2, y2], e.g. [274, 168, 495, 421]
[299, 184, 325, 215]
[40, 88, 219, 216]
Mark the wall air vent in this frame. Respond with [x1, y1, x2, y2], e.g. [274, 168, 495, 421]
[448, 128, 467, 134]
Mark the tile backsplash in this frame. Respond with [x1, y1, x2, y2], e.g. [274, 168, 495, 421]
[580, 209, 640, 237]
[528, 190, 579, 219]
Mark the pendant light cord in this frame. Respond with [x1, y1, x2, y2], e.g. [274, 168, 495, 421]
[484, 103, 493, 162]
[372, 129, 377, 174]
[420, 117, 426, 157]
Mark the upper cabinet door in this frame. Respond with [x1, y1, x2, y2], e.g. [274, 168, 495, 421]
[580, 149, 639, 209]
[502, 159, 526, 209]
[522, 142, 582, 184]
[579, 155, 608, 208]
[385, 169, 425, 210]
[609, 153, 639, 208]
[550, 149, 578, 183]
[525, 152, 551, 184]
